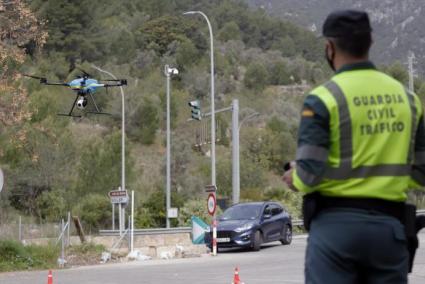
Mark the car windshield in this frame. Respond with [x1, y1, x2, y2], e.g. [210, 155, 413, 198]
[220, 204, 262, 220]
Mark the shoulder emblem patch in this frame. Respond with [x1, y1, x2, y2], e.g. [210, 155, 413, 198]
[302, 108, 314, 117]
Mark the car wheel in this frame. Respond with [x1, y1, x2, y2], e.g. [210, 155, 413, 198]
[281, 225, 292, 245]
[252, 230, 262, 251]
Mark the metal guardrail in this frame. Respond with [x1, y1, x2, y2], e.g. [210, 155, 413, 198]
[99, 210, 425, 236]
[99, 227, 191, 236]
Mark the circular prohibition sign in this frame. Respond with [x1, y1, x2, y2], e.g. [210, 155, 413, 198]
[207, 193, 216, 216]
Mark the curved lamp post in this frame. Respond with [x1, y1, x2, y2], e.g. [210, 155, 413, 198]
[91, 64, 126, 235]
[183, 10, 217, 256]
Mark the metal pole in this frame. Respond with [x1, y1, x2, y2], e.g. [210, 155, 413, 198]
[67, 212, 71, 247]
[118, 187, 122, 234]
[91, 65, 126, 236]
[183, 10, 217, 257]
[165, 66, 171, 229]
[131, 190, 134, 253]
[183, 11, 216, 186]
[128, 215, 131, 251]
[408, 52, 415, 92]
[112, 203, 115, 230]
[232, 99, 240, 204]
[18, 216, 22, 242]
[61, 218, 65, 267]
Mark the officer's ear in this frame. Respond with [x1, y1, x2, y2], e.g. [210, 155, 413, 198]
[325, 40, 335, 59]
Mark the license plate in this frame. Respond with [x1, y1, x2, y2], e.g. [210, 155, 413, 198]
[217, 238, 230, 243]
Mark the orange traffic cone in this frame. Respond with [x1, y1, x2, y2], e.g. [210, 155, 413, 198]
[232, 267, 244, 284]
[47, 270, 53, 284]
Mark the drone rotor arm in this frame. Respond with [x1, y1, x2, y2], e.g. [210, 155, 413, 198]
[44, 82, 69, 86]
[101, 80, 127, 87]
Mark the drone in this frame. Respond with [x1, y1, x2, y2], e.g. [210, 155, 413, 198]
[24, 69, 127, 117]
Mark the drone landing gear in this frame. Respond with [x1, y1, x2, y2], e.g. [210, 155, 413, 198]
[86, 111, 111, 116]
[86, 93, 111, 115]
[57, 113, 82, 118]
[57, 93, 81, 117]
[57, 93, 111, 117]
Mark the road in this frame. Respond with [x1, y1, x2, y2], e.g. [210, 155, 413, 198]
[1, 233, 424, 284]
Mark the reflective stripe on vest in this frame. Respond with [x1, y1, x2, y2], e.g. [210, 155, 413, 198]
[321, 80, 416, 179]
[296, 145, 329, 162]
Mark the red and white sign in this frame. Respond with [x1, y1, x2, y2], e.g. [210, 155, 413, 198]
[207, 193, 216, 216]
[108, 190, 128, 204]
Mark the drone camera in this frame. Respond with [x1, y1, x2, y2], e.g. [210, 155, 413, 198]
[76, 96, 88, 109]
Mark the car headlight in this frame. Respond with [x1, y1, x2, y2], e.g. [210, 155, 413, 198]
[234, 223, 255, 233]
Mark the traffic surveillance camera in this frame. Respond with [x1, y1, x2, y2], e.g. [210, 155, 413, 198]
[165, 65, 179, 75]
[76, 96, 88, 109]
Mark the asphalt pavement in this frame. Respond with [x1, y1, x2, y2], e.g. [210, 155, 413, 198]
[0, 233, 424, 284]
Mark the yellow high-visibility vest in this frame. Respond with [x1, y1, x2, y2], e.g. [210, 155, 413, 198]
[293, 68, 424, 201]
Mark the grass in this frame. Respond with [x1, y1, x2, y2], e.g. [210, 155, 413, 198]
[0, 240, 106, 272]
[67, 242, 104, 255]
[0, 240, 58, 272]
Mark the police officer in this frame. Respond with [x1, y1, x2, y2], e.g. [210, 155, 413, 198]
[283, 10, 425, 284]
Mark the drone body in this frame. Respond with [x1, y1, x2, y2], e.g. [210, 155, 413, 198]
[24, 70, 127, 117]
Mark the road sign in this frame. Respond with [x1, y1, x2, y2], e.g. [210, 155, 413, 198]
[205, 185, 217, 193]
[108, 190, 128, 204]
[207, 193, 216, 216]
[167, 208, 178, 218]
[191, 216, 209, 244]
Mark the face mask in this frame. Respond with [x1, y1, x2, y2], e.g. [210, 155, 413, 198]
[325, 44, 336, 71]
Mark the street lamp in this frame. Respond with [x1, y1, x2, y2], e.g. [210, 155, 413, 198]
[239, 112, 260, 131]
[164, 65, 179, 228]
[183, 11, 216, 187]
[91, 64, 126, 235]
[183, 10, 217, 256]
[232, 100, 260, 205]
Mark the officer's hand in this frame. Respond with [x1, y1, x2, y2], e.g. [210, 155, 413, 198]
[282, 161, 297, 192]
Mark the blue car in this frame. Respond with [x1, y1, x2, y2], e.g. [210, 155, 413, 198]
[205, 201, 292, 251]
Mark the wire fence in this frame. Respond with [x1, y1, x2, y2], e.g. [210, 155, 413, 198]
[0, 215, 75, 242]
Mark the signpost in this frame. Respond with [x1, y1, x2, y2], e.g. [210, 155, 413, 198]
[205, 184, 217, 255]
[109, 190, 129, 204]
[207, 193, 216, 216]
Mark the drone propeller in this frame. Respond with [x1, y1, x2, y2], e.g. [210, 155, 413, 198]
[76, 67, 92, 78]
[23, 74, 47, 84]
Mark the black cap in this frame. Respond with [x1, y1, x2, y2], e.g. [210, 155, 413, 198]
[322, 10, 372, 38]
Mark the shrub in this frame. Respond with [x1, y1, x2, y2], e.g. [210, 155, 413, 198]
[0, 240, 58, 272]
[74, 194, 111, 233]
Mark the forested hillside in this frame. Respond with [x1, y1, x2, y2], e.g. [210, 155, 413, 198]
[248, 0, 425, 73]
[1, 0, 424, 230]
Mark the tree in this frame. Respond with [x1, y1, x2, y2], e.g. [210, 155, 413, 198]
[382, 62, 409, 85]
[0, 0, 46, 126]
[73, 194, 111, 232]
[244, 63, 269, 91]
[128, 98, 159, 145]
[218, 21, 242, 42]
[176, 38, 199, 69]
[36, 189, 67, 221]
[270, 61, 291, 85]
[76, 130, 134, 196]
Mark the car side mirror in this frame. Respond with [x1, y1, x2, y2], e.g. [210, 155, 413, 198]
[263, 214, 272, 219]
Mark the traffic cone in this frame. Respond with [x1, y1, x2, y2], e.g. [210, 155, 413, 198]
[47, 270, 53, 284]
[231, 267, 244, 284]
